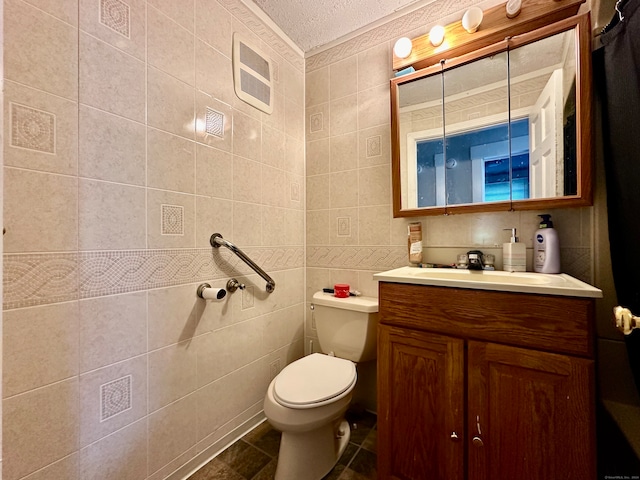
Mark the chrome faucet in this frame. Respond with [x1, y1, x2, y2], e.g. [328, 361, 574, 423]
[467, 250, 484, 270]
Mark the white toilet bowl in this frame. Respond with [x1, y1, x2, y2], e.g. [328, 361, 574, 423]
[263, 353, 357, 480]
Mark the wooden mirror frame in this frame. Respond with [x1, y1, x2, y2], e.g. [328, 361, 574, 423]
[390, 13, 592, 218]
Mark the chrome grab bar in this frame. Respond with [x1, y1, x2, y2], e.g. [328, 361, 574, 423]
[210, 233, 276, 293]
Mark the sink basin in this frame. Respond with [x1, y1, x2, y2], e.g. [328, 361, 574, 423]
[374, 266, 602, 297]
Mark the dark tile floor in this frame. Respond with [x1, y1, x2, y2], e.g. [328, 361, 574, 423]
[189, 408, 377, 480]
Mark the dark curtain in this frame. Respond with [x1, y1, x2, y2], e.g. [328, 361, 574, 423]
[595, 0, 640, 394]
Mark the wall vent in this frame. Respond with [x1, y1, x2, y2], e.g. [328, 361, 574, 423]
[232, 33, 273, 114]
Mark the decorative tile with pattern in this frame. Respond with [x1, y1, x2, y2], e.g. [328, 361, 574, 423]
[161, 204, 185, 236]
[337, 217, 351, 237]
[3, 247, 304, 309]
[366, 135, 381, 157]
[310, 112, 324, 133]
[205, 107, 225, 138]
[99, 0, 131, 38]
[10, 103, 56, 154]
[306, 246, 407, 270]
[100, 375, 132, 421]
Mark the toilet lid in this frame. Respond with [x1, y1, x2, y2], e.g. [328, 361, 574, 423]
[273, 353, 357, 409]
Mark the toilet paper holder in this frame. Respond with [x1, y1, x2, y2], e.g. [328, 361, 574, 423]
[197, 278, 245, 300]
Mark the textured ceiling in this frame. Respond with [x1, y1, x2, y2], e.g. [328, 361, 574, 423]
[252, 0, 435, 52]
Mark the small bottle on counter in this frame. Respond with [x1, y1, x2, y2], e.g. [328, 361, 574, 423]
[503, 228, 526, 272]
[408, 222, 423, 265]
[534, 214, 560, 273]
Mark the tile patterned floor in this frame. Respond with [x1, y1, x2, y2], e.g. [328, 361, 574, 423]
[188, 409, 377, 480]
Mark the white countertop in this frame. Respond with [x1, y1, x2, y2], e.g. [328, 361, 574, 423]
[374, 266, 603, 298]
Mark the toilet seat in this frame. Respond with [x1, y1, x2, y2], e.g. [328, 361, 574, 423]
[273, 353, 357, 409]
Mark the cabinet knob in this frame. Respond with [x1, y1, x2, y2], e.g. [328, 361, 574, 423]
[472, 436, 484, 447]
[450, 432, 460, 441]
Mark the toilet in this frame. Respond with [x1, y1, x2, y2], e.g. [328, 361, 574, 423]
[263, 291, 379, 480]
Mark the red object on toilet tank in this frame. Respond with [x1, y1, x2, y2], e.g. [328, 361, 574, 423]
[334, 284, 350, 298]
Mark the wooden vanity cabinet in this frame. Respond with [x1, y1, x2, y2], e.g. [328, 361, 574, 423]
[377, 282, 596, 480]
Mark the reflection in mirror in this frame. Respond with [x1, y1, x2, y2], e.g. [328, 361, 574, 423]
[397, 71, 443, 209]
[392, 16, 589, 217]
[443, 52, 509, 206]
[509, 29, 577, 199]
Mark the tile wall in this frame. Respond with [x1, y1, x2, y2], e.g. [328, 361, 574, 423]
[2, 0, 305, 479]
[303, 0, 595, 410]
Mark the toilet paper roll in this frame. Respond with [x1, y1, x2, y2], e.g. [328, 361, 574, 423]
[197, 284, 227, 301]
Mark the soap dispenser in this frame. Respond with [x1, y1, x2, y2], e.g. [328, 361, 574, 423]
[503, 228, 526, 272]
[534, 214, 560, 273]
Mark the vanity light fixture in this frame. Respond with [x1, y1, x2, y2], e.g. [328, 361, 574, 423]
[462, 6, 484, 33]
[429, 25, 445, 47]
[393, 37, 413, 59]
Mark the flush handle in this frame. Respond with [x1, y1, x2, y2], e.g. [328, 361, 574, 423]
[450, 432, 460, 442]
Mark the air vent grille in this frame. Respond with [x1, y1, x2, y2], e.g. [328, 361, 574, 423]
[233, 33, 273, 114]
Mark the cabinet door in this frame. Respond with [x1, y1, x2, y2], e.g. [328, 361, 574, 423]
[468, 341, 595, 480]
[378, 325, 465, 480]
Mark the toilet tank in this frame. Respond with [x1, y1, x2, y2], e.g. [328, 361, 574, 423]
[311, 291, 379, 362]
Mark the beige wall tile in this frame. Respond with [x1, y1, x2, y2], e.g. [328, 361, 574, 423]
[5, 81, 78, 176]
[197, 319, 264, 387]
[262, 206, 285, 246]
[330, 132, 358, 172]
[79, 292, 147, 372]
[195, 0, 232, 58]
[79, 106, 145, 185]
[262, 166, 286, 207]
[358, 165, 390, 206]
[286, 171, 305, 210]
[306, 103, 330, 142]
[196, 361, 268, 442]
[285, 209, 305, 246]
[4, 379, 79, 480]
[79, 33, 145, 122]
[79, 0, 146, 61]
[23, 0, 78, 25]
[147, 189, 196, 248]
[195, 197, 233, 248]
[79, 179, 146, 250]
[233, 111, 262, 162]
[233, 202, 263, 246]
[306, 174, 331, 210]
[285, 135, 305, 177]
[147, 128, 196, 194]
[285, 97, 305, 141]
[233, 156, 262, 204]
[148, 5, 195, 86]
[306, 66, 329, 107]
[331, 170, 359, 208]
[283, 60, 304, 107]
[357, 42, 391, 91]
[148, 67, 195, 139]
[4, 302, 79, 397]
[79, 356, 147, 447]
[330, 94, 358, 136]
[22, 454, 79, 480]
[263, 91, 286, 133]
[262, 125, 285, 169]
[79, 419, 147, 480]
[148, 394, 198, 474]
[358, 84, 390, 130]
[330, 57, 358, 101]
[195, 39, 235, 106]
[263, 305, 304, 353]
[148, 285, 199, 350]
[329, 207, 359, 245]
[195, 92, 233, 152]
[359, 205, 391, 245]
[306, 210, 331, 246]
[5, 0, 78, 100]
[4, 168, 78, 253]
[149, 341, 198, 412]
[307, 138, 331, 176]
[358, 124, 391, 168]
[149, 0, 194, 32]
[195, 144, 233, 199]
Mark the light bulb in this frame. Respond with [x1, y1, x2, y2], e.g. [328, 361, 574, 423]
[429, 25, 445, 47]
[393, 37, 413, 59]
[462, 7, 484, 33]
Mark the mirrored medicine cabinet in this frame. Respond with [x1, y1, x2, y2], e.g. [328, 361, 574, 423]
[391, 13, 592, 217]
